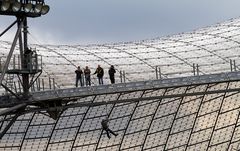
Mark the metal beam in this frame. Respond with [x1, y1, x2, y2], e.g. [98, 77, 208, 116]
[0, 20, 17, 37]
[1, 83, 20, 99]
[0, 103, 26, 116]
[0, 20, 23, 84]
[20, 85, 240, 115]
[0, 113, 20, 139]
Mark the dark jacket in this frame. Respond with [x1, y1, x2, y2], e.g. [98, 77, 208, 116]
[75, 69, 83, 78]
[101, 119, 109, 129]
[84, 68, 91, 78]
[108, 67, 116, 77]
[94, 67, 104, 78]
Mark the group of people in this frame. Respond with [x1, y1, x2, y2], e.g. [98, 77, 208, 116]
[75, 65, 116, 87]
[75, 65, 118, 139]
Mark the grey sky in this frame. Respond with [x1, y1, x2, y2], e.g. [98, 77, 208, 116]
[1, 0, 240, 45]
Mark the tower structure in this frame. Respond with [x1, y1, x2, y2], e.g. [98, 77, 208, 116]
[0, 0, 49, 95]
[0, 0, 50, 138]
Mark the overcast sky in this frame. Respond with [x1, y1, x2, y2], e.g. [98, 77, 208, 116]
[1, 0, 240, 45]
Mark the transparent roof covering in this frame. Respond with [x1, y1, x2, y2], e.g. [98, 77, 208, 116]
[1, 18, 240, 88]
[0, 17, 240, 151]
[0, 81, 240, 150]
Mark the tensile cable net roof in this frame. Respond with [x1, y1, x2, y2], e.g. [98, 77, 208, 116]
[0, 18, 240, 151]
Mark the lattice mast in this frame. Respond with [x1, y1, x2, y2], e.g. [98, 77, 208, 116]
[0, 0, 49, 111]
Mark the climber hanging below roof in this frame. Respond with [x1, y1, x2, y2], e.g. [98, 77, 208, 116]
[101, 117, 118, 139]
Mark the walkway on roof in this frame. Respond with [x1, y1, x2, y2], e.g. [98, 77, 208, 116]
[0, 71, 240, 108]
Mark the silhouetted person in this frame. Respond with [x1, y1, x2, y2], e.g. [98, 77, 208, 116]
[75, 66, 83, 87]
[94, 65, 104, 85]
[101, 118, 118, 139]
[108, 65, 116, 84]
[84, 66, 91, 86]
[24, 47, 33, 69]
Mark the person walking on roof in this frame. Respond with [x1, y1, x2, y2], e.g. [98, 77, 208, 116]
[108, 65, 116, 84]
[75, 66, 83, 87]
[84, 66, 91, 86]
[101, 118, 118, 139]
[94, 65, 104, 85]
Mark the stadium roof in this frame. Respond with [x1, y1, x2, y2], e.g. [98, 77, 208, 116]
[0, 17, 240, 151]
[1, 17, 240, 88]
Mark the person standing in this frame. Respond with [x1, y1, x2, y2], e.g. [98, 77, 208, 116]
[108, 65, 116, 84]
[75, 66, 83, 87]
[84, 66, 91, 86]
[94, 65, 104, 85]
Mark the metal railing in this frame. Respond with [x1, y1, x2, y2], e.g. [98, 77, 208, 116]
[31, 71, 240, 102]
